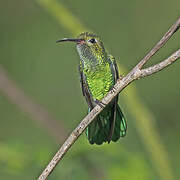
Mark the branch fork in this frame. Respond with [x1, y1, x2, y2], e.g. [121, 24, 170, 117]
[38, 16, 180, 180]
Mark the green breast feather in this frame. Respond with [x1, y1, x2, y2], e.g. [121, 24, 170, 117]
[84, 62, 114, 101]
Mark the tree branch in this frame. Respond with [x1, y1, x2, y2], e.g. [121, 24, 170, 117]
[38, 16, 180, 180]
[140, 49, 180, 78]
[136, 16, 180, 69]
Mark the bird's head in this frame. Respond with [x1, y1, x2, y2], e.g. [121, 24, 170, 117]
[57, 32, 107, 63]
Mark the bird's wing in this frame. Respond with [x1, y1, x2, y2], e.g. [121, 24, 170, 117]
[78, 64, 94, 109]
[109, 54, 119, 81]
[107, 55, 120, 142]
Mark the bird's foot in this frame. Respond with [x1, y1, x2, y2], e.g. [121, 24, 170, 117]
[110, 86, 116, 94]
[95, 99, 106, 108]
[119, 74, 124, 80]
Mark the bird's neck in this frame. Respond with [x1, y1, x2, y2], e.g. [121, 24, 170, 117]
[80, 53, 109, 71]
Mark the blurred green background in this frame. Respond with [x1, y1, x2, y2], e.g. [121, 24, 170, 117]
[0, 0, 180, 179]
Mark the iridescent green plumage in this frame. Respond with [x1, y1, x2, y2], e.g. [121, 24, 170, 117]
[57, 32, 127, 145]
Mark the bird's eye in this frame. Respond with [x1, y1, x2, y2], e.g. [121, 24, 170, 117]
[89, 38, 96, 43]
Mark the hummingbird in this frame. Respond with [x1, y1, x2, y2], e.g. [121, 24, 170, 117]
[57, 32, 127, 145]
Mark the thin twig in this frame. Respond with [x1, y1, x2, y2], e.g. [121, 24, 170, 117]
[136, 16, 180, 69]
[38, 16, 180, 180]
[140, 49, 180, 77]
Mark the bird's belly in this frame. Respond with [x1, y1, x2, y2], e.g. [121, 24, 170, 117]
[86, 71, 114, 101]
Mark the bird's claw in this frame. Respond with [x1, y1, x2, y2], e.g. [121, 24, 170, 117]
[119, 74, 124, 80]
[110, 86, 116, 93]
[95, 99, 106, 108]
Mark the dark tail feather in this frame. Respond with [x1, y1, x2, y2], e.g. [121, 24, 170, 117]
[111, 105, 127, 142]
[86, 105, 127, 145]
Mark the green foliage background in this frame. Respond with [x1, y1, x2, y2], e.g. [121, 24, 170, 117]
[0, 0, 180, 179]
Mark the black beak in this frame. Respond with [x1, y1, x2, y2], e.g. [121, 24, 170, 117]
[56, 38, 84, 43]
